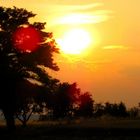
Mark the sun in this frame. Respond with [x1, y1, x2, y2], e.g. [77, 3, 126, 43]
[57, 29, 91, 54]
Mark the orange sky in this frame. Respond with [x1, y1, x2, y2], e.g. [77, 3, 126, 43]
[1, 0, 140, 107]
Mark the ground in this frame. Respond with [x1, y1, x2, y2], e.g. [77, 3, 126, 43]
[0, 118, 140, 140]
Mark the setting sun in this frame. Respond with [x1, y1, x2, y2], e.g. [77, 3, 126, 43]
[57, 29, 91, 54]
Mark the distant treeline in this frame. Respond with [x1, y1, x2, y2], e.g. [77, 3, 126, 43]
[15, 80, 140, 126]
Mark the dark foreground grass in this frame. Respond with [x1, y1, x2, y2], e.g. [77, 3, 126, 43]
[1, 118, 140, 140]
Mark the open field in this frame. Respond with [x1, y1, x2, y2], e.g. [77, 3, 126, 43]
[1, 118, 140, 140]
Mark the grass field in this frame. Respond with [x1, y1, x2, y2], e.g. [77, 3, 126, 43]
[1, 118, 140, 140]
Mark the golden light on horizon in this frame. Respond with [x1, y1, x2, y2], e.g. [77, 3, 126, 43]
[56, 29, 92, 55]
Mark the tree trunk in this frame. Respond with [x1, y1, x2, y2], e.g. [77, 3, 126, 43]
[22, 120, 27, 127]
[3, 109, 16, 131]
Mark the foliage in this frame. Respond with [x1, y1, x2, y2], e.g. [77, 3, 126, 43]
[0, 6, 59, 129]
[128, 107, 139, 118]
[52, 82, 80, 118]
[93, 102, 128, 118]
[75, 92, 94, 117]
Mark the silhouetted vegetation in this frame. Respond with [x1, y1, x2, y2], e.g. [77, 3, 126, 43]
[0, 6, 58, 130]
[93, 102, 128, 118]
[75, 92, 94, 117]
[128, 107, 139, 118]
[49, 82, 78, 118]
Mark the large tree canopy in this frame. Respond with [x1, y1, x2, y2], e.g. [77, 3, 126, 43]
[0, 6, 59, 129]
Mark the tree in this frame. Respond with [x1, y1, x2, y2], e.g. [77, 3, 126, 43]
[104, 102, 128, 117]
[15, 80, 44, 127]
[75, 92, 94, 117]
[16, 100, 36, 127]
[117, 102, 128, 117]
[128, 107, 139, 118]
[52, 82, 80, 118]
[16, 66, 61, 125]
[93, 103, 104, 117]
[0, 6, 59, 130]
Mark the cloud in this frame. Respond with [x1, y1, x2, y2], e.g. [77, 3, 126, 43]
[49, 3, 113, 25]
[102, 45, 127, 50]
[55, 13, 111, 25]
[48, 3, 103, 12]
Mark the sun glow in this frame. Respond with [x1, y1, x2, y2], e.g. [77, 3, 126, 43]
[57, 29, 91, 54]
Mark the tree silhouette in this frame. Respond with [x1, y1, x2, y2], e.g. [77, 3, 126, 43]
[16, 99, 35, 127]
[0, 6, 59, 129]
[104, 102, 128, 117]
[52, 82, 80, 118]
[128, 107, 139, 118]
[117, 102, 128, 117]
[75, 92, 94, 117]
[94, 103, 105, 117]
[15, 80, 44, 127]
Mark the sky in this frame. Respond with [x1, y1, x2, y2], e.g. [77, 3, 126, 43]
[1, 0, 140, 107]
